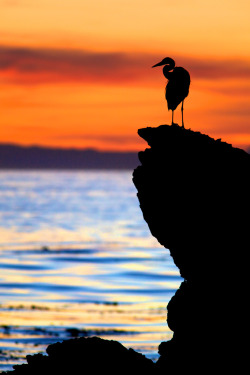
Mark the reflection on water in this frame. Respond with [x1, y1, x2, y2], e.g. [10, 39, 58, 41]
[0, 171, 182, 372]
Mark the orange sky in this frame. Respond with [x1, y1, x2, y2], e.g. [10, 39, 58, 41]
[1, 0, 250, 151]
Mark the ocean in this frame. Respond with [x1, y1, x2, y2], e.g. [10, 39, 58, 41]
[0, 170, 182, 372]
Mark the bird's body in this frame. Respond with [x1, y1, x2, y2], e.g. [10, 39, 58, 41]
[152, 57, 190, 127]
[164, 66, 190, 111]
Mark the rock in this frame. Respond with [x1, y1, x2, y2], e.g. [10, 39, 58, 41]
[5, 337, 155, 374]
[6, 124, 250, 374]
[133, 124, 250, 374]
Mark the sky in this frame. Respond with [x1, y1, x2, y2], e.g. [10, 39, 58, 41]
[1, 0, 250, 151]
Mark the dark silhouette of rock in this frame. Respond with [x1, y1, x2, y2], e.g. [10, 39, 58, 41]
[133, 125, 250, 374]
[133, 124, 250, 374]
[5, 124, 250, 374]
[4, 337, 155, 374]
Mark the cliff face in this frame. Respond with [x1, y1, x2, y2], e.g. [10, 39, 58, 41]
[133, 125, 250, 373]
[6, 124, 249, 374]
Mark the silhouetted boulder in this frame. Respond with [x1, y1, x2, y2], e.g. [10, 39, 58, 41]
[5, 337, 155, 374]
[6, 124, 250, 374]
[133, 124, 250, 374]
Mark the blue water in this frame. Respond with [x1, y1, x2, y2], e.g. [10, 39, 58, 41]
[0, 171, 182, 372]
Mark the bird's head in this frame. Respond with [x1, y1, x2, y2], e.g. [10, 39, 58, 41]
[152, 57, 175, 69]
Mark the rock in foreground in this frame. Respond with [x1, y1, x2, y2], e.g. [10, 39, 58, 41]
[133, 124, 250, 373]
[6, 124, 250, 374]
[5, 337, 155, 375]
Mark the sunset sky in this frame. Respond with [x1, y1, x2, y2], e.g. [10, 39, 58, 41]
[1, 0, 250, 151]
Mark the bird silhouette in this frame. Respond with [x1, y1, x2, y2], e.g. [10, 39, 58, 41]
[152, 57, 190, 128]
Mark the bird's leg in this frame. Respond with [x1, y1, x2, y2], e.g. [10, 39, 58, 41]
[181, 101, 184, 128]
[171, 110, 178, 126]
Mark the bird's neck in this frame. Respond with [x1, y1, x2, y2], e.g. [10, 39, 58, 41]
[163, 64, 174, 79]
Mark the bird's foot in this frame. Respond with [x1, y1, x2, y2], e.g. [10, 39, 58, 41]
[171, 122, 179, 127]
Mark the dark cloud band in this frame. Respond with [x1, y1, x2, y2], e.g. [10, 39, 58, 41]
[1, 45, 250, 84]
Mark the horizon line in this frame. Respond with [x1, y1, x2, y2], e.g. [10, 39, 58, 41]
[0, 142, 140, 153]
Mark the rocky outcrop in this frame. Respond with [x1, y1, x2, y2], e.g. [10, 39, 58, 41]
[4, 337, 155, 375]
[133, 124, 250, 373]
[6, 124, 249, 374]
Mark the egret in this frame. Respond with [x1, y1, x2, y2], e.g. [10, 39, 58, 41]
[152, 57, 190, 128]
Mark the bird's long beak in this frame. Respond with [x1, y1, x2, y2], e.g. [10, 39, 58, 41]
[152, 61, 164, 68]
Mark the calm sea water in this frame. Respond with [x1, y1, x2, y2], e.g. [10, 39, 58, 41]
[0, 170, 182, 372]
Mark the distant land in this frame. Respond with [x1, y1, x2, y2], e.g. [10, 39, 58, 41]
[0, 144, 139, 170]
